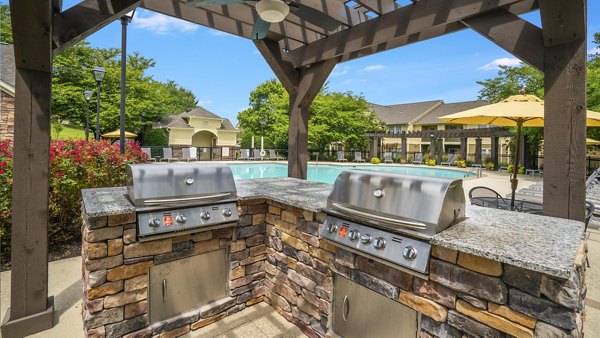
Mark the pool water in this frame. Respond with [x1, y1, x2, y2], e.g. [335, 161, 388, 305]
[228, 163, 472, 184]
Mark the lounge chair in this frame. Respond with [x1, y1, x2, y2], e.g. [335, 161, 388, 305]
[384, 152, 393, 163]
[354, 151, 365, 163]
[441, 154, 456, 166]
[469, 186, 514, 210]
[161, 148, 176, 162]
[252, 148, 265, 161]
[141, 147, 156, 162]
[181, 147, 197, 162]
[238, 149, 251, 160]
[269, 149, 285, 161]
[412, 153, 424, 165]
[336, 151, 347, 162]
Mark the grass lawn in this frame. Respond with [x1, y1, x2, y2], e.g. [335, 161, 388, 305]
[51, 124, 86, 140]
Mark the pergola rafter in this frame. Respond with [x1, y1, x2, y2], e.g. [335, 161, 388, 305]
[3, 0, 589, 335]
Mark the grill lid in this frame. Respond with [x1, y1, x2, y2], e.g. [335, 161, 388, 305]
[326, 170, 465, 237]
[127, 163, 237, 209]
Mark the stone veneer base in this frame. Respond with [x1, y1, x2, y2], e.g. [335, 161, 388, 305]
[82, 193, 587, 338]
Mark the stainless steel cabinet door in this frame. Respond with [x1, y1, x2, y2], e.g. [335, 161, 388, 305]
[334, 275, 418, 338]
[149, 249, 227, 323]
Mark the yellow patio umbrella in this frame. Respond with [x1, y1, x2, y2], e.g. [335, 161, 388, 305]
[101, 130, 137, 139]
[440, 94, 600, 209]
[587, 138, 600, 145]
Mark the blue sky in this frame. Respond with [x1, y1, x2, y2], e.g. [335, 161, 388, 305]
[28, 1, 600, 125]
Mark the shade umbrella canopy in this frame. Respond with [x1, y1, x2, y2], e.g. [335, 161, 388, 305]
[101, 130, 137, 138]
[440, 94, 600, 210]
[587, 138, 600, 145]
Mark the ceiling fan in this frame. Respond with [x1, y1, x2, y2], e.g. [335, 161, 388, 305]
[189, 0, 342, 40]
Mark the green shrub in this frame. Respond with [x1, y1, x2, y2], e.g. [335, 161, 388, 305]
[426, 159, 436, 166]
[507, 164, 525, 174]
[455, 160, 467, 168]
[371, 157, 381, 164]
[1, 139, 148, 264]
[144, 128, 168, 146]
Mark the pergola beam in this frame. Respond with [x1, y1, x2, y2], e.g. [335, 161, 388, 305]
[354, 0, 399, 15]
[539, 0, 586, 47]
[286, 0, 525, 68]
[462, 9, 544, 72]
[53, 0, 141, 54]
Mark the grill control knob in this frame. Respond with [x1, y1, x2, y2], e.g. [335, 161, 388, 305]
[200, 211, 211, 220]
[360, 234, 372, 244]
[176, 214, 187, 224]
[222, 208, 233, 217]
[373, 237, 386, 250]
[148, 218, 161, 228]
[348, 230, 360, 241]
[327, 223, 338, 233]
[403, 246, 417, 260]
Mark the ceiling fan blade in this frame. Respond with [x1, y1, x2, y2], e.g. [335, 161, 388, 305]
[289, 3, 342, 31]
[251, 17, 271, 40]
[187, 0, 249, 6]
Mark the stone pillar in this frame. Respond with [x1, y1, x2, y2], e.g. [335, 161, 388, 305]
[371, 137, 379, 160]
[437, 139, 444, 165]
[460, 137, 468, 160]
[401, 136, 407, 161]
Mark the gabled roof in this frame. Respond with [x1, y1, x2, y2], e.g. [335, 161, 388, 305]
[414, 100, 489, 125]
[1, 43, 15, 95]
[369, 100, 442, 125]
[153, 106, 237, 131]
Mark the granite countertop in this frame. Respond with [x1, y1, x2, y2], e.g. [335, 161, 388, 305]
[82, 178, 584, 279]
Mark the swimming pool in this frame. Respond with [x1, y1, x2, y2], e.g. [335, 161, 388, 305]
[228, 163, 473, 184]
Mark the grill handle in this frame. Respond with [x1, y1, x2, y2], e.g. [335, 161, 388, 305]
[342, 295, 349, 322]
[143, 193, 232, 205]
[330, 203, 427, 230]
[162, 279, 167, 302]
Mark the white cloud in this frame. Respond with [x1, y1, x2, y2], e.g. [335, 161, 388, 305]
[331, 66, 349, 77]
[342, 78, 367, 85]
[362, 65, 385, 71]
[589, 47, 600, 55]
[209, 30, 232, 37]
[132, 11, 198, 35]
[198, 99, 212, 105]
[477, 57, 522, 71]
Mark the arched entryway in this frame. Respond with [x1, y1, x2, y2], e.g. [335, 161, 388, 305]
[191, 130, 218, 147]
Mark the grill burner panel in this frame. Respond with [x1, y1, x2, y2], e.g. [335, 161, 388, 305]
[322, 215, 432, 275]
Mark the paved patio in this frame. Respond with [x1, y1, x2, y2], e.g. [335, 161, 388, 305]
[0, 171, 595, 337]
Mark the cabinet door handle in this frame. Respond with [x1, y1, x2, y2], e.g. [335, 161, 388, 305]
[162, 279, 167, 302]
[342, 295, 349, 322]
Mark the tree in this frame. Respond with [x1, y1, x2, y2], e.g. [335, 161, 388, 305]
[1, 5, 12, 43]
[237, 79, 384, 152]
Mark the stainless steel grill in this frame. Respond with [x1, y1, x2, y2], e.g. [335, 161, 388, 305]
[127, 163, 239, 241]
[321, 170, 465, 277]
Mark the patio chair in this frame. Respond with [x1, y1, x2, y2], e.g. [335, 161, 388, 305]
[269, 149, 285, 161]
[252, 149, 265, 161]
[161, 148, 176, 162]
[354, 151, 366, 163]
[469, 186, 514, 210]
[336, 151, 347, 162]
[441, 154, 456, 166]
[412, 153, 424, 165]
[181, 147, 197, 162]
[384, 152, 393, 163]
[141, 147, 156, 162]
[238, 149, 251, 160]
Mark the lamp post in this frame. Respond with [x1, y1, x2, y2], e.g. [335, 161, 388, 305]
[83, 90, 93, 141]
[91, 66, 106, 140]
[119, 10, 135, 153]
[259, 117, 267, 154]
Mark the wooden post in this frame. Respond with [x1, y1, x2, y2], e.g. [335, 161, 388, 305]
[254, 39, 338, 179]
[460, 137, 468, 161]
[437, 138, 443, 165]
[401, 135, 407, 160]
[491, 136, 499, 169]
[475, 138, 482, 164]
[2, 1, 55, 336]
[371, 136, 379, 160]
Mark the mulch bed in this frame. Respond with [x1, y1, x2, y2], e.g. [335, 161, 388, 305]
[1, 235, 82, 272]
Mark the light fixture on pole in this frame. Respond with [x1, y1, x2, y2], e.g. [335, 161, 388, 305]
[119, 9, 135, 153]
[83, 89, 93, 141]
[259, 117, 267, 155]
[91, 66, 106, 140]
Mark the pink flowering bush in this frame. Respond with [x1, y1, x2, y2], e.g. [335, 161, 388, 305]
[1, 139, 148, 258]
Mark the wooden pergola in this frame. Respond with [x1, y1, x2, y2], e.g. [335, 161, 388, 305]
[4, 0, 588, 336]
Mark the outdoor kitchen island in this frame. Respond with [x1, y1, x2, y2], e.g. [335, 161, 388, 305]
[81, 177, 586, 338]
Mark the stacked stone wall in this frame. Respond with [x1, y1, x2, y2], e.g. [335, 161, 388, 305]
[0, 92, 15, 141]
[81, 199, 268, 337]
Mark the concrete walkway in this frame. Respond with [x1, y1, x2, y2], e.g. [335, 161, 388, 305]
[0, 171, 596, 337]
